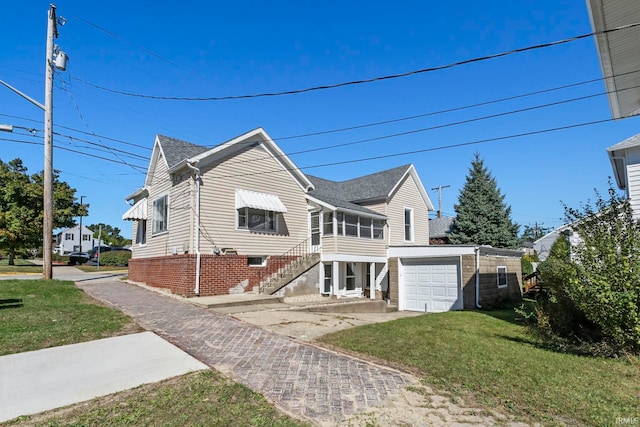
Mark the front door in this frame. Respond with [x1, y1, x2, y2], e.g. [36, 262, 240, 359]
[344, 262, 362, 297]
[310, 212, 321, 252]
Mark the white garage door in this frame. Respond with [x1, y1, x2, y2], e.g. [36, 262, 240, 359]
[401, 259, 461, 312]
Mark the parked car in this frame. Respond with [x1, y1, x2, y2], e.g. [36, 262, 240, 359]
[68, 252, 89, 265]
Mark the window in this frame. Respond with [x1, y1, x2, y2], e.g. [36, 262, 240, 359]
[65, 233, 73, 240]
[404, 208, 413, 242]
[311, 212, 320, 245]
[346, 263, 356, 291]
[323, 263, 332, 294]
[345, 214, 358, 236]
[337, 212, 345, 236]
[359, 217, 372, 238]
[152, 195, 168, 234]
[373, 219, 384, 240]
[237, 208, 276, 231]
[247, 256, 266, 266]
[136, 220, 147, 245]
[82, 234, 91, 241]
[497, 266, 508, 288]
[323, 212, 333, 235]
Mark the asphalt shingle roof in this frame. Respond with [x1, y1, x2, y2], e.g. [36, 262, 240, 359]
[307, 164, 411, 216]
[157, 135, 209, 169]
[429, 216, 454, 239]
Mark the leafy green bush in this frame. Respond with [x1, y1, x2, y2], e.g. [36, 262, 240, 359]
[536, 185, 640, 354]
[98, 250, 131, 266]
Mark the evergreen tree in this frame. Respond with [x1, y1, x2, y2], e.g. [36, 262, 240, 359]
[449, 153, 519, 248]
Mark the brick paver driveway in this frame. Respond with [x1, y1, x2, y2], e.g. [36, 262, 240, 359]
[78, 278, 416, 425]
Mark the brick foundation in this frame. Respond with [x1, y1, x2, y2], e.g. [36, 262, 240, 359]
[129, 254, 297, 297]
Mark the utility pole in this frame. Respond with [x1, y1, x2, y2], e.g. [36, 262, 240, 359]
[78, 196, 86, 252]
[43, 4, 57, 280]
[431, 185, 450, 219]
[0, 5, 67, 279]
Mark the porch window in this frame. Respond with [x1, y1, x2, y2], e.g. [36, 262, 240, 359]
[404, 207, 413, 242]
[373, 219, 384, 239]
[323, 212, 333, 235]
[152, 195, 168, 234]
[359, 217, 372, 238]
[497, 266, 508, 288]
[345, 214, 358, 237]
[311, 212, 320, 245]
[346, 263, 356, 291]
[337, 212, 345, 235]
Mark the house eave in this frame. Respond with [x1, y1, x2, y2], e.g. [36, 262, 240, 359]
[125, 187, 148, 202]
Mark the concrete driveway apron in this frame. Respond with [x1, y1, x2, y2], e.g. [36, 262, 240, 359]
[77, 278, 416, 425]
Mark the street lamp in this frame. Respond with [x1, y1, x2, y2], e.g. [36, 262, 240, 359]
[78, 196, 86, 253]
[0, 5, 68, 279]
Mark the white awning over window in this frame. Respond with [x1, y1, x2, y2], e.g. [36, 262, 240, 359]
[235, 189, 287, 213]
[122, 199, 147, 220]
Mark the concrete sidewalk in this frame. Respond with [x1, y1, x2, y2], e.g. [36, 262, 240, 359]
[0, 332, 208, 423]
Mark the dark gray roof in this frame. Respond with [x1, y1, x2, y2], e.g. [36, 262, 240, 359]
[429, 217, 454, 239]
[157, 135, 209, 169]
[307, 165, 411, 216]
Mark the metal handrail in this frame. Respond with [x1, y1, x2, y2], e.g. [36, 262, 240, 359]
[259, 237, 319, 293]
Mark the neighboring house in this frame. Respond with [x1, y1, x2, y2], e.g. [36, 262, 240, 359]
[428, 216, 454, 244]
[53, 225, 98, 255]
[607, 133, 640, 218]
[123, 128, 522, 312]
[533, 225, 582, 262]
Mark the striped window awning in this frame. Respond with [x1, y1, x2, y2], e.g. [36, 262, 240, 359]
[122, 199, 147, 220]
[235, 189, 287, 213]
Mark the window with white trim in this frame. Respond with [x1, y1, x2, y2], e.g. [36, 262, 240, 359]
[237, 208, 276, 231]
[323, 212, 333, 235]
[323, 263, 332, 294]
[404, 207, 413, 242]
[65, 233, 73, 240]
[333, 211, 384, 240]
[82, 234, 91, 241]
[152, 195, 168, 234]
[345, 214, 358, 237]
[136, 220, 147, 245]
[346, 263, 356, 291]
[247, 256, 266, 266]
[373, 219, 384, 240]
[497, 266, 508, 288]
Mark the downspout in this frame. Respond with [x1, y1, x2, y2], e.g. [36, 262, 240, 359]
[186, 161, 201, 296]
[475, 246, 482, 309]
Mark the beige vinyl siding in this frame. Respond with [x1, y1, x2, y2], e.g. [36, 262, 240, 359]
[197, 144, 309, 255]
[333, 236, 387, 256]
[387, 174, 429, 246]
[627, 163, 640, 219]
[165, 172, 193, 255]
[135, 155, 173, 258]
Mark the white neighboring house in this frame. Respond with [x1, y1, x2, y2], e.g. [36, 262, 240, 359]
[54, 225, 98, 255]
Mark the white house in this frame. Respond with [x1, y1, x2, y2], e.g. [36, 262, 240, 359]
[54, 225, 98, 255]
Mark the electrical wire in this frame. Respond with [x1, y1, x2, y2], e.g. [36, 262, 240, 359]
[70, 22, 640, 101]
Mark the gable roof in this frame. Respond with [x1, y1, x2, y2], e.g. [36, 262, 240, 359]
[607, 132, 640, 190]
[158, 135, 209, 169]
[429, 216, 454, 239]
[307, 164, 434, 216]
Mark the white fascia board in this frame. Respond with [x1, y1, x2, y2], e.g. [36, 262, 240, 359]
[306, 195, 337, 211]
[388, 245, 476, 258]
[144, 136, 167, 187]
[478, 247, 523, 258]
[387, 165, 435, 211]
[125, 187, 148, 202]
[320, 254, 388, 263]
[305, 195, 387, 219]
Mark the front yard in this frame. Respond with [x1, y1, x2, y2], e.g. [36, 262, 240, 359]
[0, 259, 41, 275]
[319, 309, 640, 426]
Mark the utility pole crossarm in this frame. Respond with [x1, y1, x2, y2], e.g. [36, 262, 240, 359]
[431, 184, 451, 219]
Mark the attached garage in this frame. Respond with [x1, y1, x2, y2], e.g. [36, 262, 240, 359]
[400, 258, 462, 312]
[389, 246, 523, 313]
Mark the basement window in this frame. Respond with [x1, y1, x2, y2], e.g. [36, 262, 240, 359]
[247, 256, 266, 267]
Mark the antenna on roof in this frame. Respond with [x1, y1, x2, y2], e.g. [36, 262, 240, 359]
[431, 184, 450, 218]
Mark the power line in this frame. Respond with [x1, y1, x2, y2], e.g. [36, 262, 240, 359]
[70, 22, 640, 101]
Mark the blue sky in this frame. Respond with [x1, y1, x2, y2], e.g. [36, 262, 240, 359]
[2, 1, 640, 239]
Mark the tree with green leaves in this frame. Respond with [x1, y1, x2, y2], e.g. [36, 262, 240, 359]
[0, 158, 82, 264]
[86, 223, 131, 247]
[449, 153, 520, 248]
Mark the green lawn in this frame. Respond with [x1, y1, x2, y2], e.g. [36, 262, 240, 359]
[74, 264, 128, 273]
[319, 309, 640, 426]
[0, 279, 139, 355]
[4, 370, 308, 427]
[0, 259, 41, 274]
